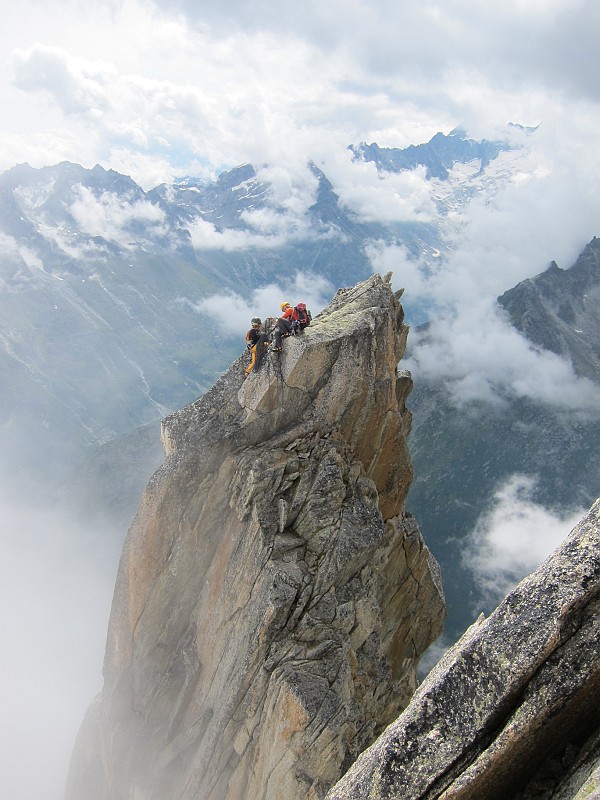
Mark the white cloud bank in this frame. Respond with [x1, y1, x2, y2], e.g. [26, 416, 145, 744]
[69, 185, 168, 245]
[371, 119, 600, 415]
[11, 43, 114, 116]
[190, 272, 333, 337]
[420, 473, 588, 677]
[404, 300, 600, 414]
[3, 0, 600, 191]
[464, 474, 587, 608]
[0, 488, 118, 800]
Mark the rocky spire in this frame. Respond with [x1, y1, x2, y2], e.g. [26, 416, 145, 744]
[66, 273, 445, 800]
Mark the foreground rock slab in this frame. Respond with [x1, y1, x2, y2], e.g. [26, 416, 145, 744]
[326, 498, 600, 800]
[66, 273, 445, 800]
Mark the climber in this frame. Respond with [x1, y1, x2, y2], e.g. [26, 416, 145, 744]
[244, 318, 269, 377]
[270, 302, 294, 351]
[245, 317, 262, 350]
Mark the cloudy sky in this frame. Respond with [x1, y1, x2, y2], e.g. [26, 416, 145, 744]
[3, 1, 600, 797]
[4, 0, 600, 298]
[0, 488, 118, 800]
[3, 0, 600, 187]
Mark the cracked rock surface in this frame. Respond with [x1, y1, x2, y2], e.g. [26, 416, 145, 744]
[66, 273, 445, 800]
[325, 498, 600, 800]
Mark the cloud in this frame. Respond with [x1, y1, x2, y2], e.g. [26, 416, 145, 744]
[164, 0, 600, 104]
[253, 163, 320, 212]
[188, 162, 348, 251]
[3, 0, 599, 191]
[187, 217, 302, 252]
[404, 299, 600, 414]
[361, 120, 600, 414]
[188, 272, 333, 337]
[69, 185, 168, 245]
[463, 474, 587, 608]
[365, 240, 438, 303]
[0, 232, 53, 288]
[38, 223, 109, 261]
[375, 123, 600, 308]
[0, 485, 118, 800]
[512, 0, 600, 104]
[0, 232, 21, 260]
[322, 150, 437, 224]
[11, 43, 114, 115]
[188, 211, 342, 252]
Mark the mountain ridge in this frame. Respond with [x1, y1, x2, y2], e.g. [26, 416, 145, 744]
[350, 127, 513, 180]
[498, 236, 600, 382]
[1, 129, 509, 485]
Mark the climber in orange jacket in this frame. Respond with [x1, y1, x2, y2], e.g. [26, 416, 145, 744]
[271, 302, 294, 351]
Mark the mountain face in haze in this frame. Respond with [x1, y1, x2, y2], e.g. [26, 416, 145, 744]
[408, 237, 600, 642]
[0, 128, 514, 490]
[350, 128, 513, 180]
[498, 236, 600, 382]
[66, 275, 445, 800]
[0, 161, 233, 483]
[0, 151, 450, 487]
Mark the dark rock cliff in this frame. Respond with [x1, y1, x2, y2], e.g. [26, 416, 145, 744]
[65, 273, 445, 800]
[498, 235, 600, 383]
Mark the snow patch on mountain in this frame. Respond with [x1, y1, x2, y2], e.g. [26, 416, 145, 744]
[13, 177, 57, 211]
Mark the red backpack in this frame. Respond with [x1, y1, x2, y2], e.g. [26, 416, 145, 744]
[294, 303, 311, 328]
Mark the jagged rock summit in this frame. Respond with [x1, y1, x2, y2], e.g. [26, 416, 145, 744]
[66, 273, 445, 800]
[326, 498, 600, 800]
[498, 235, 600, 383]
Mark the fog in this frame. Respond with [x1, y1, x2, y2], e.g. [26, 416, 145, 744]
[0, 478, 123, 800]
[191, 271, 334, 337]
[464, 474, 588, 608]
[417, 478, 590, 679]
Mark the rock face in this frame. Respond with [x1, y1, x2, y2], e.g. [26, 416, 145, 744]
[498, 236, 600, 383]
[65, 273, 445, 800]
[326, 498, 600, 800]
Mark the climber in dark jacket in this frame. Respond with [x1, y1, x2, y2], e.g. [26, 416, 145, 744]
[245, 318, 268, 377]
[271, 302, 294, 351]
[245, 318, 262, 349]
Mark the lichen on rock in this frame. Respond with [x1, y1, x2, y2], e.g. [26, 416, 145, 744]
[325, 498, 600, 800]
[66, 273, 445, 800]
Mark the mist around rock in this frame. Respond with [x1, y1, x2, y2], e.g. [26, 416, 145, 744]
[0, 418, 164, 800]
[0, 482, 118, 800]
